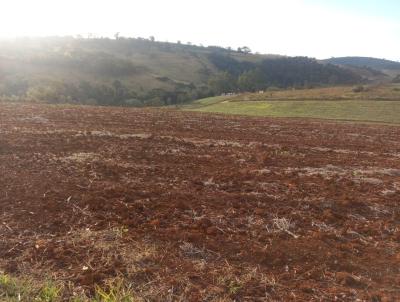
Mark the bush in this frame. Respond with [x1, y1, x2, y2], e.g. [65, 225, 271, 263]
[352, 85, 365, 93]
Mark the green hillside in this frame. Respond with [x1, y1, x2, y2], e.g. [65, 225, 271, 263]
[0, 37, 363, 106]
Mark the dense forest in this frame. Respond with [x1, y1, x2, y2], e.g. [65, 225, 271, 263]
[0, 37, 363, 106]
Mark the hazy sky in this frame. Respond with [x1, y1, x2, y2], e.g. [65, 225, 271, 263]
[0, 0, 399, 60]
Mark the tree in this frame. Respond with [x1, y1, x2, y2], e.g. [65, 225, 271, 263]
[241, 46, 252, 54]
[208, 72, 236, 94]
[238, 69, 265, 92]
[112, 80, 128, 104]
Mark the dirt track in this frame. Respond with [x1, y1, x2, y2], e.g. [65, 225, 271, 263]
[1, 103, 400, 301]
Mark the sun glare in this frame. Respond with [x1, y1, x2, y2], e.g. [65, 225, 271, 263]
[0, 0, 398, 59]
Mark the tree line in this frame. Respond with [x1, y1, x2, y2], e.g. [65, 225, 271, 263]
[207, 53, 362, 94]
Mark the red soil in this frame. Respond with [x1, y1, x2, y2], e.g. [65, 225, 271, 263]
[0, 103, 399, 301]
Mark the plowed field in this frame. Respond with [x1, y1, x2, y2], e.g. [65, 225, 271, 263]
[1, 103, 400, 301]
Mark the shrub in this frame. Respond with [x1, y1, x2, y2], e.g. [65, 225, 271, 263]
[352, 85, 365, 93]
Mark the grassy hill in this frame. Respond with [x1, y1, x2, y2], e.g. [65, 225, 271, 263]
[184, 84, 400, 124]
[323, 57, 400, 80]
[0, 37, 363, 106]
[0, 37, 219, 93]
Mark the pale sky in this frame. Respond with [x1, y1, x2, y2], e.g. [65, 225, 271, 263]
[0, 0, 399, 61]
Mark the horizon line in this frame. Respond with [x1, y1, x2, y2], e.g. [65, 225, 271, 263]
[0, 34, 399, 63]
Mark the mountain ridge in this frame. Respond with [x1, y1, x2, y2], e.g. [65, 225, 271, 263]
[323, 56, 400, 80]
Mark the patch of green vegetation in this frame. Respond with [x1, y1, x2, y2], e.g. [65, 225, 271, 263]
[187, 99, 400, 124]
[0, 274, 62, 302]
[93, 279, 138, 302]
[0, 274, 30, 301]
[0, 274, 138, 302]
[227, 280, 242, 295]
[187, 95, 231, 108]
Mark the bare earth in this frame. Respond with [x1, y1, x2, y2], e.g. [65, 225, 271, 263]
[1, 103, 400, 301]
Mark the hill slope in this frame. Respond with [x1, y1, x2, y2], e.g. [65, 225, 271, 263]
[324, 57, 400, 80]
[0, 37, 362, 106]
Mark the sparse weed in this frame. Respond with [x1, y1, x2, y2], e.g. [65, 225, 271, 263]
[227, 280, 242, 295]
[260, 273, 278, 288]
[94, 278, 138, 302]
[37, 282, 63, 302]
[0, 274, 63, 302]
[0, 274, 140, 302]
[179, 242, 206, 258]
[272, 217, 299, 239]
[0, 274, 44, 302]
[112, 226, 129, 238]
[0, 273, 25, 300]
[216, 275, 242, 296]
